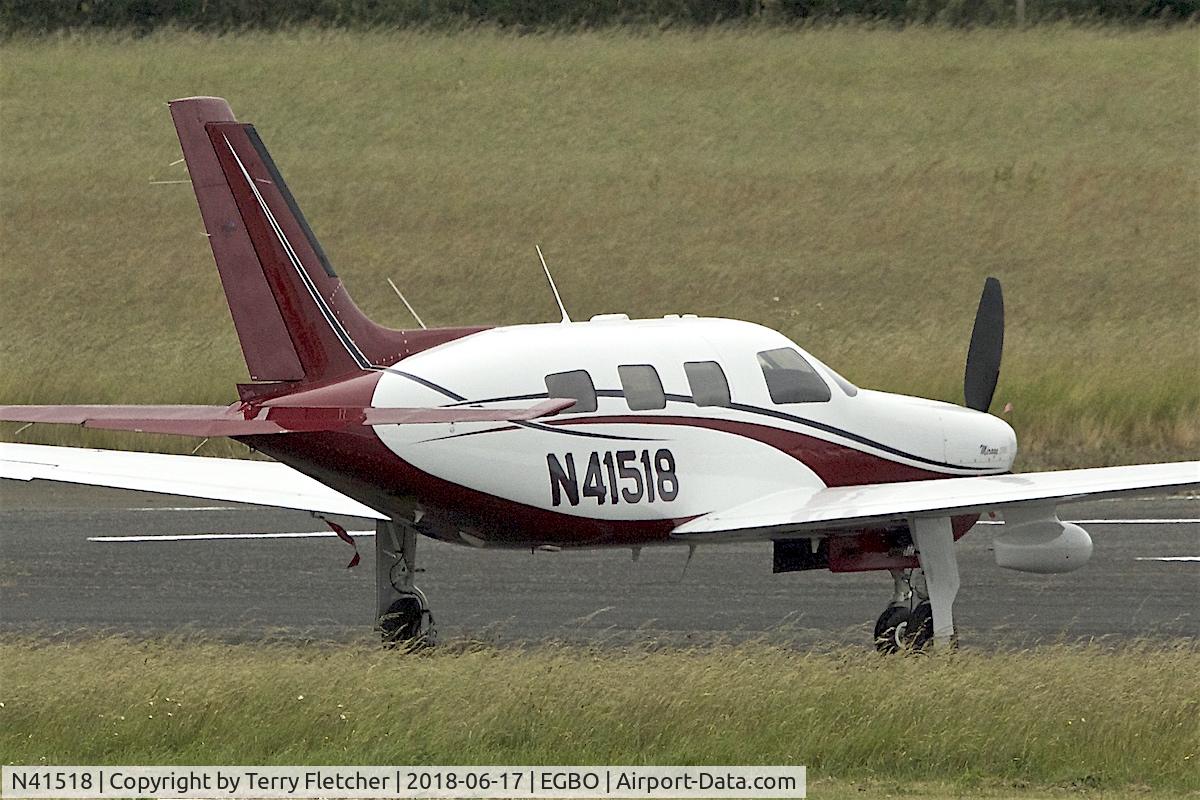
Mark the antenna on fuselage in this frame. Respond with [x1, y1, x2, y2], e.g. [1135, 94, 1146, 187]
[536, 244, 572, 323]
[386, 278, 427, 330]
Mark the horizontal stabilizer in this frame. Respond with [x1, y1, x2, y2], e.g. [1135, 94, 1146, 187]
[0, 399, 574, 437]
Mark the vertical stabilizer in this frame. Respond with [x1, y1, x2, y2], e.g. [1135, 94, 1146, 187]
[170, 97, 306, 382]
[170, 97, 481, 388]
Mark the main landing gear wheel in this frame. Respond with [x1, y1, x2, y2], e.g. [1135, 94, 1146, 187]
[380, 590, 435, 649]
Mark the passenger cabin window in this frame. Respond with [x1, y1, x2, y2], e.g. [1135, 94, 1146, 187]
[619, 365, 666, 411]
[757, 348, 831, 404]
[545, 370, 597, 413]
[684, 361, 732, 407]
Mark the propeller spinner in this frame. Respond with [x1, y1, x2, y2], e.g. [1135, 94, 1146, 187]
[964, 277, 1004, 412]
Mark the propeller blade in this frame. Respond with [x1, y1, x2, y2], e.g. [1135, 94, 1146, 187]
[964, 277, 1004, 412]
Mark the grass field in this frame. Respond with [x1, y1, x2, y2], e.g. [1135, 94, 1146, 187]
[0, 28, 1197, 468]
[2, 638, 1198, 796]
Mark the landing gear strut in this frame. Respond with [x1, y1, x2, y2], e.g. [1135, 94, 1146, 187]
[873, 516, 960, 653]
[376, 519, 436, 647]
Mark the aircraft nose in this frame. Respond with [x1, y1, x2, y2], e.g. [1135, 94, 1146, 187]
[991, 414, 1018, 469]
[941, 408, 1018, 470]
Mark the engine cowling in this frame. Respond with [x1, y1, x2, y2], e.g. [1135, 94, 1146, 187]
[993, 508, 1093, 574]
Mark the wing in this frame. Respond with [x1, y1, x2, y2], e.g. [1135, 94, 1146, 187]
[0, 399, 573, 437]
[0, 442, 387, 519]
[673, 461, 1200, 542]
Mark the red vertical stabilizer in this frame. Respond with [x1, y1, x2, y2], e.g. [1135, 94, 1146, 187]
[169, 96, 484, 390]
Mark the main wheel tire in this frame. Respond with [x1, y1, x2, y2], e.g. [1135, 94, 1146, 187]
[904, 601, 934, 652]
[873, 606, 910, 654]
[380, 595, 425, 647]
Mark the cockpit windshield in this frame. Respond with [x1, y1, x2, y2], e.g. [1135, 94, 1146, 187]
[757, 348, 832, 404]
[812, 357, 859, 397]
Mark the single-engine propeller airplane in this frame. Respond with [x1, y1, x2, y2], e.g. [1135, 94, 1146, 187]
[2, 97, 1197, 650]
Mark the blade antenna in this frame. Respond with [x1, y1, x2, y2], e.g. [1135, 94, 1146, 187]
[536, 244, 571, 323]
[387, 278, 427, 330]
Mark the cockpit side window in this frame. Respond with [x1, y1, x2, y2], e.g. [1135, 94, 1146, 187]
[684, 361, 732, 408]
[757, 348, 831, 404]
[545, 370, 597, 413]
[618, 364, 666, 411]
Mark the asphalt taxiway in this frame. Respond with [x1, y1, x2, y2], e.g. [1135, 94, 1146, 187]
[1, 482, 1196, 646]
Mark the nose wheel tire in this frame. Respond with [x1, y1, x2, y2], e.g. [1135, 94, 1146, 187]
[904, 602, 934, 651]
[873, 602, 944, 653]
[874, 606, 911, 654]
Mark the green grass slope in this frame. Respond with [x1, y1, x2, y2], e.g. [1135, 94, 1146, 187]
[2, 639, 1198, 794]
[1, 29, 1196, 468]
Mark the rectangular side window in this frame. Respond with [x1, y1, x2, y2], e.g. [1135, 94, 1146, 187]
[684, 361, 731, 407]
[618, 364, 666, 411]
[757, 348, 831, 404]
[545, 370, 597, 413]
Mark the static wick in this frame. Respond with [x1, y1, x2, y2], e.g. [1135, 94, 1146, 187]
[536, 244, 571, 323]
[149, 157, 190, 185]
[387, 278, 427, 330]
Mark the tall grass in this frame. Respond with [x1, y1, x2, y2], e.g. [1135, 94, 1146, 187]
[1, 638, 1197, 794]
[0, 29, 1196, 468]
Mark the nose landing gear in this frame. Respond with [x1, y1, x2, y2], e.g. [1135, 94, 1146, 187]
[873, 516, 961, 653]
[873, 570, 938, 653]
[874, 568, 915, 653]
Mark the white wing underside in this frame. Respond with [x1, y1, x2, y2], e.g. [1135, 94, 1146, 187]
[0, 443, 387, 520]
[673, 461, 1200, 541]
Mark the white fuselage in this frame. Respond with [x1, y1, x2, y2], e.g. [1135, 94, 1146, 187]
[367, 316, 1017, 533]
